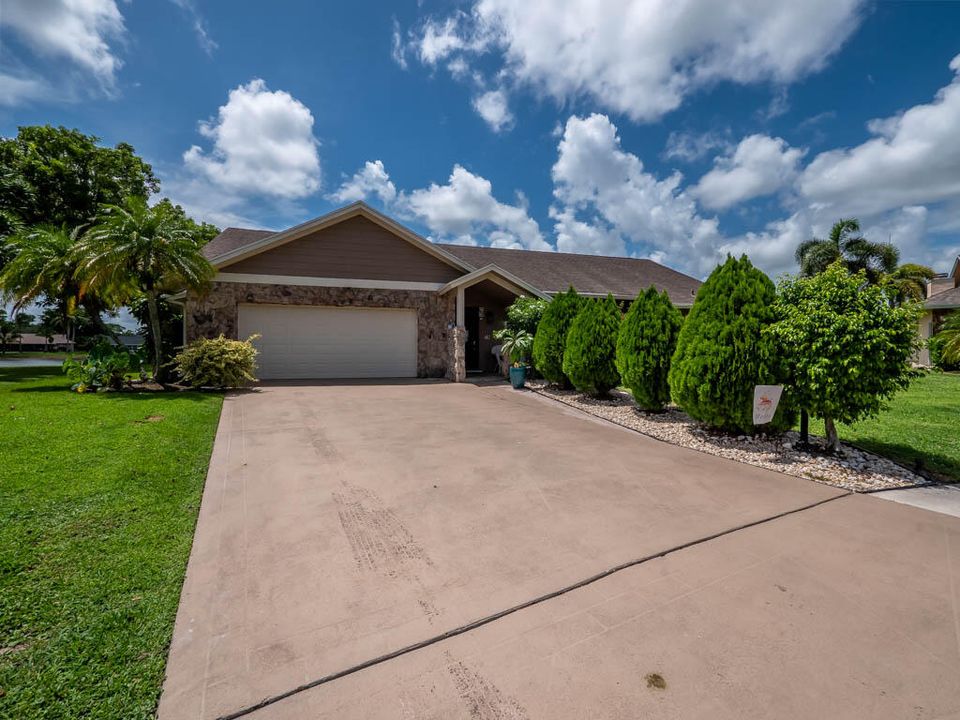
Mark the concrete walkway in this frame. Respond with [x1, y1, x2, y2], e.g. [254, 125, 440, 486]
[877, 483, 960, 519]
[158, 382, 960, 720]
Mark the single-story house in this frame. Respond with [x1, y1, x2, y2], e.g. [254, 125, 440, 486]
[917, 255, 960, 365]
[185, 202, 701, 380]
[6, 333, 74, 352]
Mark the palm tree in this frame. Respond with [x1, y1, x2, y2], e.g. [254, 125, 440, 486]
[935, 311, 960, 366]
[883, 263, 937, 304]
[795, 218, 899, 282]
[74, 196, 214, 380]
[0, 224, 117, 341]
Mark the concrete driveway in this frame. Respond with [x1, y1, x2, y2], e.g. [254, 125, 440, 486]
[158, 382, 960, 720]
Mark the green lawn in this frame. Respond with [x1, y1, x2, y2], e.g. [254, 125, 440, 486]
[0, 367, 223, 719]
[806, 371, 960, 481]
[0, 351, 74, 360]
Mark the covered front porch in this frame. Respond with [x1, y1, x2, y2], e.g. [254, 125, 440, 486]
[439, 265, 550, 379]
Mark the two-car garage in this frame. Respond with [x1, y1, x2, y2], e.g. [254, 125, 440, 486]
[237, 304, 418, 380]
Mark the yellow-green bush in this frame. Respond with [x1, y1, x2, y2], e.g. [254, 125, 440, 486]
[172, 335, 259, 388]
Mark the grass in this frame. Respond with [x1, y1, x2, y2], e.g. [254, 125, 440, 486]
[0, 367, 223, 719]
[806, 371, 960, 482]
[0, 351, 74, 360]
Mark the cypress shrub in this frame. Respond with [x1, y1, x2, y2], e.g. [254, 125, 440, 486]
[616, 287, 682, 411]
[562, 294, 622, 396]
[668, 255, 791, 433]
[532, 288, 582, 386]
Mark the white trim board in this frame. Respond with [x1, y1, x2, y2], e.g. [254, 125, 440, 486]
[438, 264, 551, 300]
[214, 272, 444, 291]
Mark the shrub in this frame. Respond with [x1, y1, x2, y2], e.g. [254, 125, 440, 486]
[669, 255, 790, 434]
[62, 340, 145, 392]
[532, 288, 582, 386]
[172, 335, 259, 388]
[615, 287, 682, 411]
[492, 327, 534, 366]
[504, 296, 548, 335]
[562, 294, 621, 396]
[767, 262, 922, 451]
[929, 311, 960, 371]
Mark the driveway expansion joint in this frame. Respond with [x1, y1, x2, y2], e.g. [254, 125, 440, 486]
[215, 490, 852, 720]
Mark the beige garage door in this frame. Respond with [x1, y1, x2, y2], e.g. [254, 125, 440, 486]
[237, 304, 418, 379]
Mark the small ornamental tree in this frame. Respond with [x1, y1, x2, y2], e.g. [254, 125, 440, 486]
[767, 261, 921, 452]
[669, 255, 790, 434]
[504, 296, 548, 335]
[532, 287, 582, 386]
[616, 287, 682, 411]
[562, 294, 621, 396]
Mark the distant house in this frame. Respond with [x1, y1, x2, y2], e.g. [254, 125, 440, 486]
[13, 333, 74, 352]
[917, 255, 960, 365]
[118, 334, 145, 350]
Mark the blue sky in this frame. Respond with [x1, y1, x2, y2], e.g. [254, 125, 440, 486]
[2, 0, 960, 279]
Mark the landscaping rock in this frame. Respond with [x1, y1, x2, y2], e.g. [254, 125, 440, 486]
[528, 381, 926, 492]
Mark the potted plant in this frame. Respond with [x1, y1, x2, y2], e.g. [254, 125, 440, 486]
[495, 328, 534, 389]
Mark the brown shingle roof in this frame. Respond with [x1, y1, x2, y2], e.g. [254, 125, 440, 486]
[202, 226, 702, 307]
[926, 285, 960, 309]
[438, 244, 701, 307]
[203, 227, 275, 260]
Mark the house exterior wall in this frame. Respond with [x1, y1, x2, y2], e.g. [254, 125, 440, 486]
[222, 216, 464, 284]
[185, 281, 457, 377]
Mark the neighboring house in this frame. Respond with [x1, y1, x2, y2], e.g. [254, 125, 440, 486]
[185, 202, 701, 380]
[917, 255, 960, 365]
[11, 333, 74, 352]
[118, 334, 146, 350]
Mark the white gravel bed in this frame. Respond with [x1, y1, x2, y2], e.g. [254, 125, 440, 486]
[527, 381, 927, 492]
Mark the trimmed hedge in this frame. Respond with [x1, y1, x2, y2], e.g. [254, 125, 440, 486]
[562, 294, 621, 396]
[532, 288, 582, 386]
[616, 287, 682, 411]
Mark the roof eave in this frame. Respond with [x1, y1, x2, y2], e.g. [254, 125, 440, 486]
[438, 264, 551, 300]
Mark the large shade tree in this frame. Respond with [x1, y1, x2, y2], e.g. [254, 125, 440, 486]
[74, 197, 215, 380]
[0, 126, 158, 233]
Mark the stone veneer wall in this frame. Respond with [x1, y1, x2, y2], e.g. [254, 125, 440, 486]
[186, 282, 457, 377]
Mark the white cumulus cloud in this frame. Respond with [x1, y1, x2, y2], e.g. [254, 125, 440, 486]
[183, 79, 321, 199]
[404, 165, 550, 250]
[551, 113, 722, 272]
[332, 161, 550, 251]
[799, 53, 960, 218]
[472, 89, 514, 132]
[404, 0, 864, 123]
[0, 0, 126, 91]
[331, 160, 397, 205]
[693, 134, 804, 210]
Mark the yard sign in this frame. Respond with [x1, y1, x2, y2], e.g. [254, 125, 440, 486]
[753, 385, 783, 425]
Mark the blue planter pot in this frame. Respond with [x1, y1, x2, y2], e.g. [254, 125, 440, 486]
[509, 365, 527, 389]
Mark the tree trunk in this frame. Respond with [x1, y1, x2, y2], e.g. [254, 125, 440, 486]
[146, 290, 163, 382]
[799, 409, 809, 447]
[83, 303, 121, 344]
[824, 416, 841, 453]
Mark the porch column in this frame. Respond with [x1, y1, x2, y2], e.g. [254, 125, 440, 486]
[448, 286, 467, 382]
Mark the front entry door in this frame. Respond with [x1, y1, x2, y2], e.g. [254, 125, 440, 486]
[465, 306, 480, 371]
